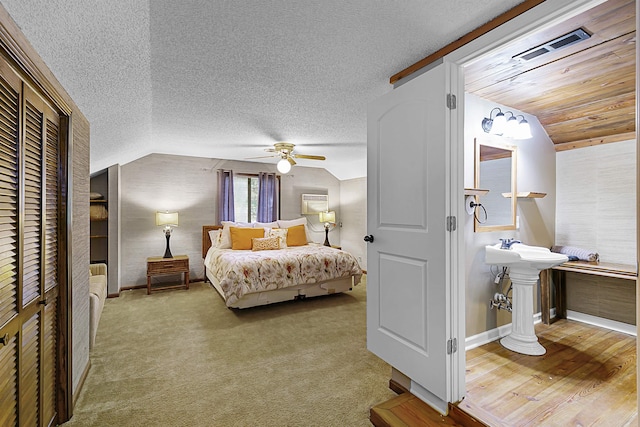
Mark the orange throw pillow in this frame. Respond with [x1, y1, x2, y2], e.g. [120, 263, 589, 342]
[286, 224, 308, 246]
[229, 227, 265, 250]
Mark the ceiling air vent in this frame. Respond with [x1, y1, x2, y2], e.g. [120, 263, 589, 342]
[513, 28, 590, 61]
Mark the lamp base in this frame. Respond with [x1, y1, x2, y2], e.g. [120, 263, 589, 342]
[323, 227, 330, 247]
[163, 233, 173, 258]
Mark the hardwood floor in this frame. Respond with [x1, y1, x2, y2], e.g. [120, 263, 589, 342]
[459, 320, 637, 426]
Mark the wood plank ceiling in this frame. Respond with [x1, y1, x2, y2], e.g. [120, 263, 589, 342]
[465, 0, 635, 151]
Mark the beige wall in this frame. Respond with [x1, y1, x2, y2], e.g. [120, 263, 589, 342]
[339, 177, 367, 270]
[119, 154, 342, 288]
[464, 93, 557, 337]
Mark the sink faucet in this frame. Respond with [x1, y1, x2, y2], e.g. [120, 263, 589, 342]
[500, 238, 521, 249]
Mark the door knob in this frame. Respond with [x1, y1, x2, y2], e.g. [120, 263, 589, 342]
[364, 235, 374, 243]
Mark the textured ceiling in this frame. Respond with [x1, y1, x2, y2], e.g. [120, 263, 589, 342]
[0, 0, 523, 180]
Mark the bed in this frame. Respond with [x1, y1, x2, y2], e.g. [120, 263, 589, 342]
[202, 224, 363, 308]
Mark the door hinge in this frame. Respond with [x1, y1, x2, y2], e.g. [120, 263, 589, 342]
[446, 216, 457, 232]
[446, 93, 457, 110]
[447, 338, 458, 355]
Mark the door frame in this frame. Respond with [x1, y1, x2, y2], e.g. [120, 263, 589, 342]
[394, 0, 620, 405]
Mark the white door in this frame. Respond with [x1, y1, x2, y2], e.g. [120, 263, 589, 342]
[366, 61, 455, 414]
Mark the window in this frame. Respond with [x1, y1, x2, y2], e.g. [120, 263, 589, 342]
[233, 175, 259, 222]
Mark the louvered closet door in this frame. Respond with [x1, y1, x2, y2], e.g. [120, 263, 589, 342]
[0, 55, 61, 427]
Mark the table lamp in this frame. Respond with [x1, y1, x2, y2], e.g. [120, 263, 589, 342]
[319, 211, 336, 247]
[156, 211, 179, 258]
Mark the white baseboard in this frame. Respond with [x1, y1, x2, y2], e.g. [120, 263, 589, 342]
[566, 310, 636, 337]
[465, 309, 636, 351]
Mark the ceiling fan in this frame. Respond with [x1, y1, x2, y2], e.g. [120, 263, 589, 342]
[251, 142, 326, 173]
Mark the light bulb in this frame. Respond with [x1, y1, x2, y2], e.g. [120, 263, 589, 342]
[277, 158, 291, 173]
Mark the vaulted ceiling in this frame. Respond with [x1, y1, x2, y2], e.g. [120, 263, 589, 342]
[0, 1, 632, 180]
[465, 0, 635, 151]
[0, 0, 524, 180]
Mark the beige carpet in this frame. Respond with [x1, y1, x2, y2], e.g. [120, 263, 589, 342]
[63, 277, 395, 426]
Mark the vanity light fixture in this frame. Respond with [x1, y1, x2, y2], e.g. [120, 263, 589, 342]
[504, 112, 519, 138]
[482, 108, 532, 139]
[481, 108, 506, 135]
[515, 115, 532, 139]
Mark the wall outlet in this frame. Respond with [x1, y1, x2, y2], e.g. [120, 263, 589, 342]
[358, 256, 363, 263]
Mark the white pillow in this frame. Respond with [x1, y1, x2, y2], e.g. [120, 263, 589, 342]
[208, 229, 221, 247]
[277, 217, 312, 243]
[254, 221, 278, 228]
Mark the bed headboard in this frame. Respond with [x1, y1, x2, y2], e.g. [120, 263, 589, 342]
[202, 225, 222, 259]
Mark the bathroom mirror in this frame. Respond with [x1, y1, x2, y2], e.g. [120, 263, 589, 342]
[474, 138, 517, 232]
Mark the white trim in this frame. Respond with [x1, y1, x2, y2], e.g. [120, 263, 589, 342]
[446, 0, 608, 66]
[566, 310, 637, 336]
[465, 309, 636, 350]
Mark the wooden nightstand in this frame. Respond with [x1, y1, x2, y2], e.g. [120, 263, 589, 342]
[146, 255, 189, 295]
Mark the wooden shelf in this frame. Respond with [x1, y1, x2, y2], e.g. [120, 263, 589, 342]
[90, 235, 108, 239]
[464, 188, 489, 196]
[502, 192, 547, 198]
[90, 199, 108, 203]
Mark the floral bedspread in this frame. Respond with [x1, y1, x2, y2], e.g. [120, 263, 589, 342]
[204, 245, 363, 306]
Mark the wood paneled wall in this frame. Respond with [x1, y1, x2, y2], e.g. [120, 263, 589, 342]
[71, 115, 90, 394]
[556, 139, 636, 326]
[556, 140, 636, 265]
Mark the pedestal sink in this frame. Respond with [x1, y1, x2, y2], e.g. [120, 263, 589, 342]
[485, 243, 568, 355]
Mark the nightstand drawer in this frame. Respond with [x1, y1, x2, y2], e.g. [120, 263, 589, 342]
[148, 259, 187, 274]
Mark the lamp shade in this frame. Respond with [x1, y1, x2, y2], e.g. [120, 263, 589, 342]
[490, 111, 506, 135]
[156, 211, 179, 227]
[319, 211, 336, 224]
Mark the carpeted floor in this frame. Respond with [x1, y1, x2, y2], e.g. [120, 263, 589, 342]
[63, 276, 395, 426]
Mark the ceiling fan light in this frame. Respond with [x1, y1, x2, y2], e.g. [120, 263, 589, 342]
[277, 158, 291, 173]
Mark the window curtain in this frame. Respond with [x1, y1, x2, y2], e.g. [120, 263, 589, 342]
[217, 169, 235, 223]
[257, 172, 278, 222]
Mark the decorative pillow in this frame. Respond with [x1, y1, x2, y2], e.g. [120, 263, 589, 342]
[251, 236, 280, 251]
[286, 224, 308, 246]
[208, 229, 221, 247]
[268, 228, 288, 248]
[229, 227, 265, 250]
[277, 217, 312, 243]
[219, 221, 253, 249]
[90, 192, 103, 200]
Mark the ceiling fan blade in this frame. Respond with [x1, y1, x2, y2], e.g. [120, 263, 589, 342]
[264, 148, 277, 153]
[293, 154, 326, 161]
[245, 154, 278, 159]
[287, 157, 296, 166]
